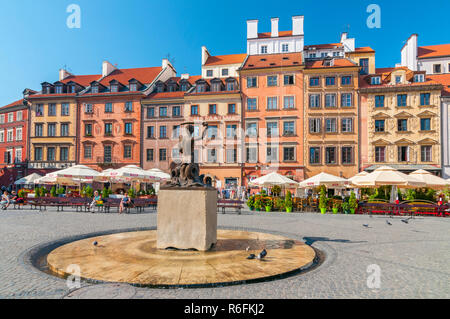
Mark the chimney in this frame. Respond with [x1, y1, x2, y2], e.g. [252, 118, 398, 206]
[201, 46, 210, 66]
[181, 74, 190, 80]
[340, 32, 348, 43]
[271, 18, 279, 37]
[102, 61, 117, 77]
[162, 58, 169, 69]
[247, 19, 258, 39]
[59, 69, 72, 81]
[292, 16, 304, 36]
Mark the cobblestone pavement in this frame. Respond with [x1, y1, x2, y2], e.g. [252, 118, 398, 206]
[0, 208, 449, 299]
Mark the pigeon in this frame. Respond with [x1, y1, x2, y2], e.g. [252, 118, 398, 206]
[386, 220, 392, 226]
[247, 254, 256, 260]
[257, 249, 267, 260]
[246, 246, 250, 252]
[363, 224, 370, 228]
[93, 241, 98, 246]
[401, 219, 409, 224]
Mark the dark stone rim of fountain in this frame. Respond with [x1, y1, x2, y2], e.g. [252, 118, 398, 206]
[22, 227, 325, 290]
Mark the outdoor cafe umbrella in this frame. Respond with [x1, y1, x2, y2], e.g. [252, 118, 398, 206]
[146, 168, 170, 181]
[14, 173, 42, 186]
[409, 169, 449, 190]
[348, 171, 369, 186]
[54, 165, 100, 181]
[35, 173, 79, 186]
[106, 165, 158, 182]
[299, 172, 348, 188]
[248, 172, 299, 188]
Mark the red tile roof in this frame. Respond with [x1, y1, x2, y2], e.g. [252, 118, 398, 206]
[242, 53, 303, 69]
[204, 54, 247, 66]
[258, 31, 293, 39]
[146, 91, 186, 99]
[427, 74, 450, 96]
[1, 99, 25, 109]
[359, 67, 442, 89]
[99, 67, 162, 85]
[418, 44, 450, 59]
[61, 74, 101, 87]
[353, 47, 375, 53]
[305, 58, 357, 69]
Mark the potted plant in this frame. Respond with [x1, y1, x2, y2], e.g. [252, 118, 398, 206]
[57, 187, 65, 197]
[18, 189, 27, 199]
[342, 202, 350, 214]
[332, 201, 341, 214]
[246, 195, 255, 211]
[40, 186, 48, 197]
[265, 197, 272, 212]
[34, 187, 40, 198]
[285, 191, 293, 213]
[349, 191, 358, 214]
[128, 188, 137, 199]
[50, 186, 57, 197]
[271, 185, 281, 197]
[275, 197, 285, 212]
[254, 196, 262, 211]
[319, 188, 328, 214]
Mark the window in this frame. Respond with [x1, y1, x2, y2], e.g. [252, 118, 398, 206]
[124, 145, 132, 159]
[267, 97, 278, 110]
[325, 77, 335, 86]
[124, 123, 133, 135]
[105, 103, 113, 113]
[84, 104, 93, 113]
[15, 148, 22, 163]
[60, 147, 68, 161]
[309, 118, 321, 133]
[8, 113, 13, 123]
[70, 85, 76, 93]
[283, 96, 295, 109]
[0, 115, 5, 124]
[17, 111, 24, 121]
[266, 146, 278, 162]
[206, 70, 213, 77]
[16, 127, 22, 141]
[48, 104, 56, 116]
[397, 94, 407, 107]
[284, 147, 295, 161]
[48, 123, 56, 137]
[414, 74, 424, 83]
[246, 147, 257, 163]
[321, 52, 328, 58]
[125, 102, 133, 112]
[47, 147, 55, 161]
[36, 104, 44, 117]
[310, 77, 320, 87]
[61, 123, 69, 137]
[309, 53, 316, 58]
[147, 126, 154, 139]
[209, 104, 217, 114]
[341, 76, 352, 85]
[85, 124, 92, 136]
[207, 126, 218, 139]
[398, 119, 408, 132]
[146, 149, 154, 162]
[247, 98, 257, 111]
[196, 84, 206, 93]
[222, 69, 229, 76]
[420, 93, 431, 106]
[35, 124, 43, 137]
[61, 103, 69, 116]
[395, 75, 402, 84]
[104, 145, 112, 163]
[105, 123, 113, 135]
[420, 118, 431, 131]
[309, 94, 321, 108]
[7, 129, 13, 142]
[360, 58, 369, 75]
[283, 121, 295, 136]
[375, 95, 385, 108]
[84, 146, 92, 159]
[172, 148, 180, 160]
[172, 106, 181, 117]
[433, 64, 442, 74]
[325, 94, 336, 108]
[267, 122, 278, 137]
[246, 123, 257, 137]
[173, 126, 180, 138]
[55, 85, 63, 94]
[398, 146, 409, 162]
[111, 85, 118, 93]
[261, 46, 268, 54]
[247, 77, 257, 88]
[342, 118, 353, 133]
[226, 125, 237, 138]
[325, 147, 337, 164]
[375, 120, 385, 132]
[341, 93, 353, 107]
[207, 149, 217, 163]
[159, 107, 168, 117]
[309, 147, 321, 164]
[325, 118, 337, 133]
[228, 104, 236, 114]
[375, 146, 385, 162]
[180, 83, 189, 91]
[421, 146, 432, 162]
[284, 75, 294, 85]
[212, 82, 221, 92]
[342, 147, 353, 164]
[159, 126, 167, 138]
[129, 83, 137, 92]
[371, 77, 381, 85]
[147, 107, 155, 118]
[35, 147, 43, 161]
[226, 149, 237, 163]
[267, 76, 278, 87]
[282, 44, 289, 52]
[191, 105, 198, 115]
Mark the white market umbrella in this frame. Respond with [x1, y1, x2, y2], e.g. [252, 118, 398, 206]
[14, 173, 42, 185]
[348, 171, 369, 186]
[409, 170, 449, 190]
[54, 165, 100, 181]
[249, 172, 299, 188]
[146, 168, 170, 181]
[299, 172, 348, 188]
[35, 173, 78, 186]
[108, 165, 158, 182]
[352, 166, 425, 188]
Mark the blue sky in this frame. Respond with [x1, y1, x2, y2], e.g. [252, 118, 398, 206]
[0, 0, 449, 106]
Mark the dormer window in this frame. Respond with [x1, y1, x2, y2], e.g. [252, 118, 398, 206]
[309, 53, 316, 58]
[371, 76, 381, 85]
[129, 83, 137, 92]
[42, 84, 52, 94]
[156, 84, 165, 93]
[212, 82, 222, 92]
[414, 74, 425, 83]
[206, 70, 213, 77]
[70, 85, 76, 93]
[110, 85, 118, 93]
[168, 85, 176, 92]
[55, 85, 63, 94]
[196, 84, 206, 93]
[91, 85, 99, 94]
[226, 80, 236, 91]
[180, 83, 189, 91]
[395, 75, 402, 84]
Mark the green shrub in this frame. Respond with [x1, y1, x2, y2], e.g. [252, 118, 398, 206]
[247, 195, 255, 209]
[34, 187, 41, 198]
[319, 188, 328, 209]
[57, 187, 65, 196]
[128, 188, 136, 199]
[275, 197, 285, 211]
[285, 191, 293, 211]
[271, 185, 281, 197]
[349, 191, 358, 210]
[50, 186, 57, 197]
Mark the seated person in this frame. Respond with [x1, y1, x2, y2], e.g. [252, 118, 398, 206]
[1, 191, 11, 210]
[89, 191, 103, 212]
[119, 194, 131, 214]
[10, 191, 22, 204]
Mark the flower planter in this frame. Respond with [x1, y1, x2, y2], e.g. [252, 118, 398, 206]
[249, 207, 254, 211]
[286, 207, 292, 213]
[332, 208, 339, 214]
[350, 208, 356, 214]
[320, 208, 327, 214]
[265, 206, 271, 212]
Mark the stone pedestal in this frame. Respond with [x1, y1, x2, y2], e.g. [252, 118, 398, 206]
[157, 188, 217, 251]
